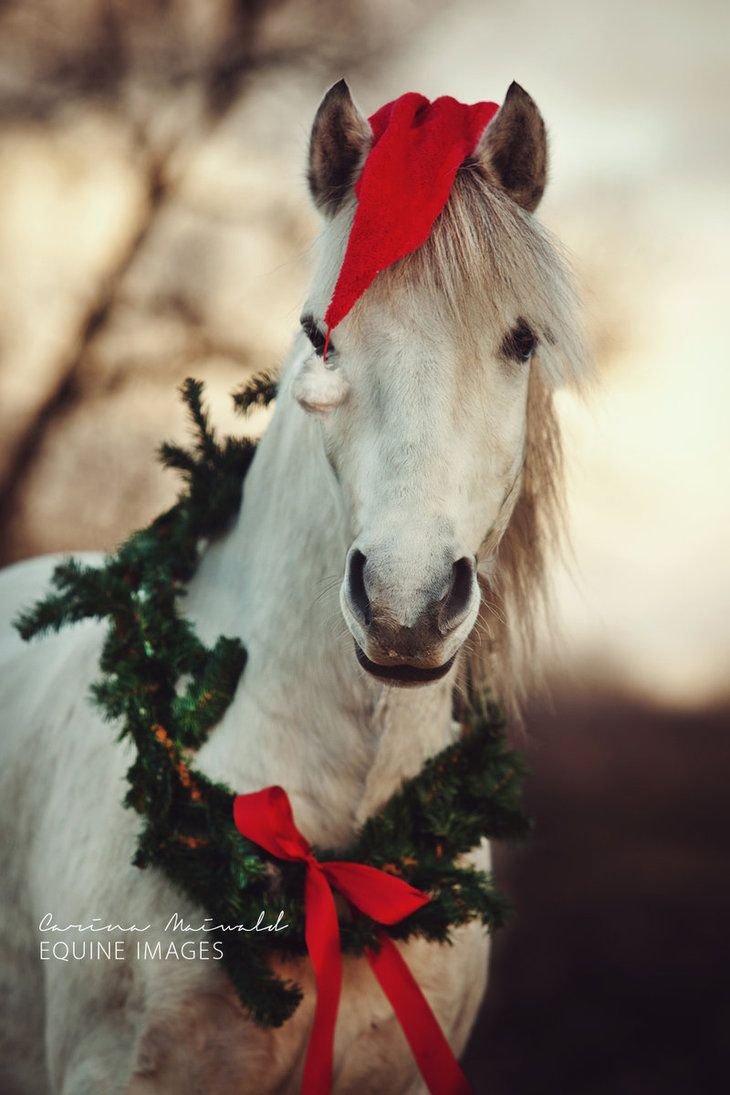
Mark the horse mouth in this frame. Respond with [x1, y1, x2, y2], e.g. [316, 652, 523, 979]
[354, 643, 456, 686]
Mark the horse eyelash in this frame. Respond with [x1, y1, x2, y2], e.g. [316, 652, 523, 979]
[300, 314, 333, 357]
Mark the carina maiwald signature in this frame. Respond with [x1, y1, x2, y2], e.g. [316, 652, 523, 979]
[38, 910, 288, 963]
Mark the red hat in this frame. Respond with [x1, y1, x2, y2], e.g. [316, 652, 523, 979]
[323, 92, 499, 349]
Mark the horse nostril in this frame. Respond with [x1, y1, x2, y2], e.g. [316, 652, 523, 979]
[440, 556, 475, 631]
[347, 549, 371, 626]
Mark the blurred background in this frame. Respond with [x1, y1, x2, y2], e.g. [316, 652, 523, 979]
[0, 1, 728, 1091]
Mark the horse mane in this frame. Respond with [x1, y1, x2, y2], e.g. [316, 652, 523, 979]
[372, 165, 588, 715]
[474, 368, 565, 716]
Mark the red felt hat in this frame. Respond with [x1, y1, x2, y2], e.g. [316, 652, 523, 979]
[323, 92, 499, 346]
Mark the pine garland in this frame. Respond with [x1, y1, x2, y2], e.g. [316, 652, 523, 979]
[16, 377, 530, 1028]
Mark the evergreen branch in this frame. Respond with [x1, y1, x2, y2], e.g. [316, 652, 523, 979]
[232, 373, 277, 414]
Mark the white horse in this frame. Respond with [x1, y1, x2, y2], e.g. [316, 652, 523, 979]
[0, 81, 585, 1093]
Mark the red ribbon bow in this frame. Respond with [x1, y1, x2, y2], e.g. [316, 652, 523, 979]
[233, 786, 473, 1095]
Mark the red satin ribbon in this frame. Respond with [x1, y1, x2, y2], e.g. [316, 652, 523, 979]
[233, 786, 473, 1095]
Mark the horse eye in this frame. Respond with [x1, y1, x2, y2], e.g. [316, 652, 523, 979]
[516, 337, 536, 361]
[502, 319, 537, 363]
[300, 315, 331, 357]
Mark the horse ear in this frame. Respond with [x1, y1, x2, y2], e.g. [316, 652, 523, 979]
[477, 82, 547, 212]
[308, 79, 371, 216]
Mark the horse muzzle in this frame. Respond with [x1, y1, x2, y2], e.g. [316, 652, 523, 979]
[341, 547, 479, 687]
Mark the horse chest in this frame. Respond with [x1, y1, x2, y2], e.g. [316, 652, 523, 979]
[128, 914, 489, 1094]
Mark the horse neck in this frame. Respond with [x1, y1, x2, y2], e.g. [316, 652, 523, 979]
[186, 365, 455, 847]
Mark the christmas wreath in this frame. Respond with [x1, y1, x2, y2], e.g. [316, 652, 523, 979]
[16, 377, 529, 1031]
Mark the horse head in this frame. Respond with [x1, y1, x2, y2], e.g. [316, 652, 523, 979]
[292, 81, 585, 691]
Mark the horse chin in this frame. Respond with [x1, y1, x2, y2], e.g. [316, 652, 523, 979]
[354, 642, 456, 688]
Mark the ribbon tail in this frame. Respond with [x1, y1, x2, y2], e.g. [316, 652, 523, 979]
[367, 933, 474, 1095]
[301, 867, 343, 1095]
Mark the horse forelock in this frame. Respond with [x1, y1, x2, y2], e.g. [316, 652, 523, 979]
[372, 167, 588, 384]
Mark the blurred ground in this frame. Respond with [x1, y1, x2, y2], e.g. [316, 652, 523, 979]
[463, 692, 730, 1094]
[0, 2, 728, 1092]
